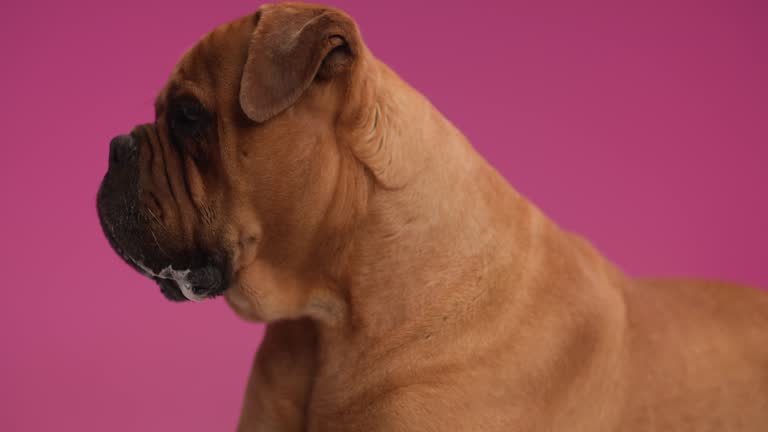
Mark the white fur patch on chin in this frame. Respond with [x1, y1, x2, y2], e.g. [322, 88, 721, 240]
[130, 259, 207, 302]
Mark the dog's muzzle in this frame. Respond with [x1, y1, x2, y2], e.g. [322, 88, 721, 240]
[96, 130, 227, 302]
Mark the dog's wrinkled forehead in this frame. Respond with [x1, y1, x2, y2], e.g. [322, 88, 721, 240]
[155, 14, 256, 116]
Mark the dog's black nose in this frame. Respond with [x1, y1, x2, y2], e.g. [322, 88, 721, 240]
[109, 134, 136, 167]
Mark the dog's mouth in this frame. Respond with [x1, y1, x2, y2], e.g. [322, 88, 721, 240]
[97, 188, 228, 303]
[108, 237, 228, 303]
[108, 230, 228, 302]
[130, 257, 227, 302]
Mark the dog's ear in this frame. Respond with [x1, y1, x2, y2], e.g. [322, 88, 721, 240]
[239, 5, 360, 123]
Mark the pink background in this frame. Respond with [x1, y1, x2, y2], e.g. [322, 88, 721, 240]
[2, 0, 766, 430]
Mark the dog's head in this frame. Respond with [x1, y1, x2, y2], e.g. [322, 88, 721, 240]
[96, 3, 378, 312]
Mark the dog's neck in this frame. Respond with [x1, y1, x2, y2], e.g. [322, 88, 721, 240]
[317, 61, 541, 343]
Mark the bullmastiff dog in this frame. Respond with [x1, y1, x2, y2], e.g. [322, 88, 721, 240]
[96, 2, 768, 430]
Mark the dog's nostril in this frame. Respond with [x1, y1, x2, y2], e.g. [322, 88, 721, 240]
[109, 134, 136, 166]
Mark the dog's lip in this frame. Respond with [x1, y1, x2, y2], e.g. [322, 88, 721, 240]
[99, 194, 227, 302]
[158, 278, 189, 302]
[129, 258, 211, 302]
[102, 233, 227, 302]
[102, 236, 224, 302]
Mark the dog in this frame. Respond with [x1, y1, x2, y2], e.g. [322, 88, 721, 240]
[96, 2, 768, 430]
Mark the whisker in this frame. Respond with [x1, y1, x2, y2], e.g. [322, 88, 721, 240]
[150, 228, 171, 259]
[146, 207, 167, 232]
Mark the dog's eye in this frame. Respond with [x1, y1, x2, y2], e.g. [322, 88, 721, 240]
[180, 103, 203, 123]
[167, 97, 215, 163]
[169, 99, 208, 133]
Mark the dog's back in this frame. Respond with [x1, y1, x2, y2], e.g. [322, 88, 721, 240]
[618, 278, 768, 430]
